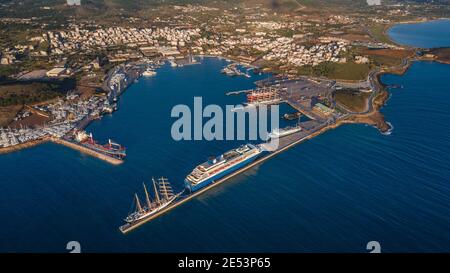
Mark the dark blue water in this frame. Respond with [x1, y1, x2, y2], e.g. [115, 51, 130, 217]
[1, 55, 449, 252]
[388, 19, 450, 48]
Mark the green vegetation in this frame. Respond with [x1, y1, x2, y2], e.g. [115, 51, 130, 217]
[0, 105, 22, 127]
[370, 54, 403, 67]
[0, 79, 75, 107]
[368, 24, 392, 44]
[297, 62, 371, 81]
[334, 89, 370, 113]
[0, 66, 20, 80]
[0, 82, 60, 106]
[356, 48, 413, 68]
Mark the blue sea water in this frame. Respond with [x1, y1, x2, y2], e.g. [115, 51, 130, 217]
[387, 19, 450, 48]
[1, 25, 450, 252]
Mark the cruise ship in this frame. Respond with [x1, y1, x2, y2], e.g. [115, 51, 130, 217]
[185, 144, 263, 192]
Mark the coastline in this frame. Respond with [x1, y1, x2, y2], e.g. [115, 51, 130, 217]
[0, 136, 123, 164]
[384, 18, 450, 48]
[0, 56, 406, 156]
[362, 23, 448, 132]
[0, 63, 143, 160]
[51, 137, 123, 165]
[0, 137, 50, 154]
[2, 32, 449, 158]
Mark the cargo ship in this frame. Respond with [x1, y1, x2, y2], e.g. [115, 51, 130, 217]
[74, 130, 126, 160]
[121, 178, 181, 228]
[185, 144, 263, 192]
[246, 87, 282, 105]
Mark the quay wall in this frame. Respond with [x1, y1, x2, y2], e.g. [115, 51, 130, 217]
[50, 138, 123, 165]
[0, 138, 49, 154]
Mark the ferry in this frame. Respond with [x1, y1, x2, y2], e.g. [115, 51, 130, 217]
[122, 177, 181, 225]
[268, 125, 302, 139]
[74, 130, 126, 159]
[185, 144, 263, 192]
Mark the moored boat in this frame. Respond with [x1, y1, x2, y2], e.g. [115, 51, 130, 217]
[74, 130, 126, 159]
[184, 144, 263, 192]
[123, 177, 181, 224]
[142, 67, 157, 77]
[268, 125, 302, 139]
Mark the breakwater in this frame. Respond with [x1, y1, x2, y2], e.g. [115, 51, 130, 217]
[0, 138, 49, 154]
[50, 137, 123, 165]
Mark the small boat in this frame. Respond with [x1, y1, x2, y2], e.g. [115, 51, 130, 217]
[142, 67, 157, 77]
[169, 60, 178, 67]
[283, 112, 302, 121]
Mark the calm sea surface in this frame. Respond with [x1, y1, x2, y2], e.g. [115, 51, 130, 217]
[387, 19, 450, 48]
[1, 23, 450, 252]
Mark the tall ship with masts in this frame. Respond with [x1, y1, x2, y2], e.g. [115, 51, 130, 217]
[121, 177, 181, 229]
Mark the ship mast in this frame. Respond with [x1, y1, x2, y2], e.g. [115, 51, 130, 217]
[135, 193, 143, 213]
[158, 177, 173, 201]
[161, 177, 168, 200]
[143, 183, 152, 209]
[152, 178, 160, 204]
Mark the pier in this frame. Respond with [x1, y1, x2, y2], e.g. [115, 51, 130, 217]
[51, 137, 124, 165]
[119, 119, 329, 234]
[225, 89, 254, 96]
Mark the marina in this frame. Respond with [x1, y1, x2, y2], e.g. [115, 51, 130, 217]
[221, 63, 251, 78]
[0, 61, 144, 163]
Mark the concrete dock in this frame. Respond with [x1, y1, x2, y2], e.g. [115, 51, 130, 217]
[225, 89, 254, 96]
[51, 138, 124, 165]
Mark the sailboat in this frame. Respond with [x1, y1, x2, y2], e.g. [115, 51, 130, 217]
[124, 177, 180, 223]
